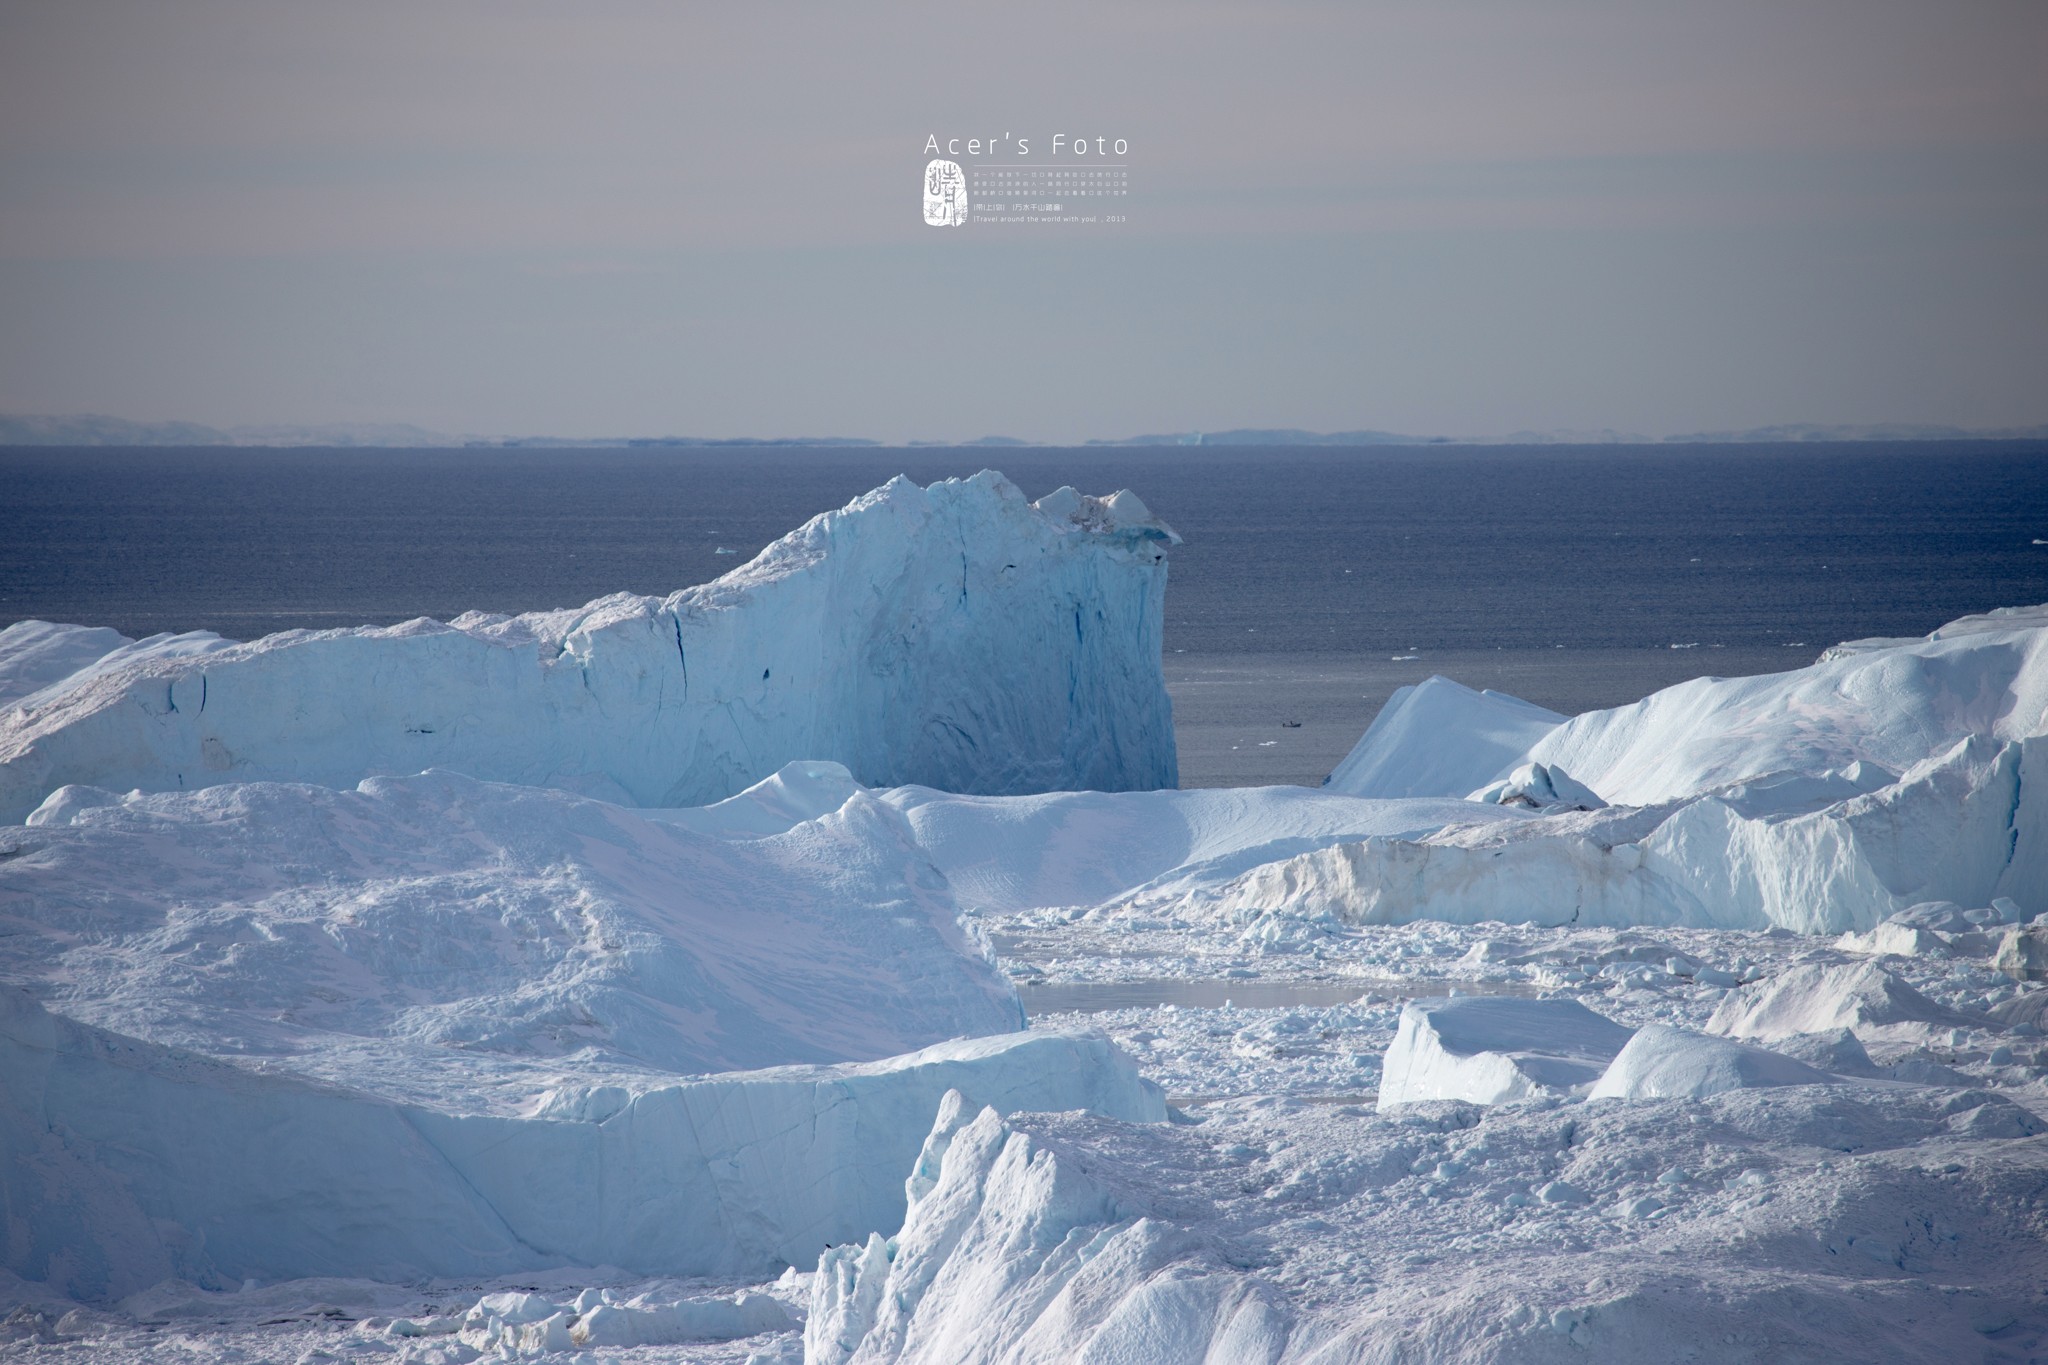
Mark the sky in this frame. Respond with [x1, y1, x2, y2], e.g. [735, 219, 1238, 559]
[0, 0, 2044, 443]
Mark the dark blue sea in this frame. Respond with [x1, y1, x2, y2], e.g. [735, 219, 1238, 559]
[3, 442, 2044, 786]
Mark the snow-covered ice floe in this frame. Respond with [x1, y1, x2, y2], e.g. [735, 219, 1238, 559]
[0, 472, 1180, 823]
[810, 1073, 2047, 1363]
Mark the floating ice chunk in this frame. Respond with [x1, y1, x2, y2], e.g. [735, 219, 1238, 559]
[1705, 962, 1975, 1044]
[566, 1293, 792, 1348]
[1469, 761, 1607, 811]
[1994, 925, 2048, 977]
[1589, 1025, 1835, 1100]
[1766, 1027, 1885, 1077]
[1838, 921, 1954, 959]
[1226, 729, 2046, 933]
[1324, 676, 1566, 799]
[884, 781, 1510, 915]
[1889, 901, 1980, 934]
[1377, 997, 1634, 1109]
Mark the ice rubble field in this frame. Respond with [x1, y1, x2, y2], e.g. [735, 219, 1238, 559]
[1, 477, 2047, 1363]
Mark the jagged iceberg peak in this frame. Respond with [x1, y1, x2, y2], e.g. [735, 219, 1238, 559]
[0, 470, 1179, 822]
[1029, 483, 1182, 544]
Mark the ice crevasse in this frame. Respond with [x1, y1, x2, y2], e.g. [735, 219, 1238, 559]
[0, 472, 1181, 824]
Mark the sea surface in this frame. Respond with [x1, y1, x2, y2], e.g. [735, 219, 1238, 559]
[3, 442, 2044, 787]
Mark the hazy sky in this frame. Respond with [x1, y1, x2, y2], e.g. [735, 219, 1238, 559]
[1, 0, 2043, 441]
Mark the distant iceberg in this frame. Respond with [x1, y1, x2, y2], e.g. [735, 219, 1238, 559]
[0, 472, 1180, 823]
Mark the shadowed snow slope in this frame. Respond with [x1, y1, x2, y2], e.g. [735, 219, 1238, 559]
[0, 993, 1161, 1300]
[0, 472, 1179, 823]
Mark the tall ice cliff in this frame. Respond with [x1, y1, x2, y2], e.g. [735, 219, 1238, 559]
[0, 471, 1180, 822]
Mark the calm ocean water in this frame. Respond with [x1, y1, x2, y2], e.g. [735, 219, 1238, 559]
[4, 443, 2044, 785]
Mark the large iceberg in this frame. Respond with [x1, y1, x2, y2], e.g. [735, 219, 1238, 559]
[0, 473, 1179, 824]
[5, 769, 1026, 1088]
[1203, 608, 2048, 933]
[0, 767, 1166, 1298]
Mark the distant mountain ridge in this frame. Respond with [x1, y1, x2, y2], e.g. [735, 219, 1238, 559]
[3, 412, 2044, 449]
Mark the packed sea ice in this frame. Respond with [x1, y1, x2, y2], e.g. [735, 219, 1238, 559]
[1, 477, 2044, 1362]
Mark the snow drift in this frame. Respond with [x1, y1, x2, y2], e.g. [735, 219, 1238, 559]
[0, 472, 1180, 823]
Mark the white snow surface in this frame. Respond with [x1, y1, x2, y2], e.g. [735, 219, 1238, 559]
[0, 622, 131, 709]
[0, 472, 1179, 823]
[1587, 1024, 1836, 1100]
[0, 766, 1170, 1302]
[0, 620, 233, 713]
[1324, 676, 1566, 799]
[7, 768, 1024, 1095]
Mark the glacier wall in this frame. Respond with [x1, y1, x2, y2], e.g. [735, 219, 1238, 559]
[0, 992, 1163, 1302]
[0, 472, 1179, 823]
